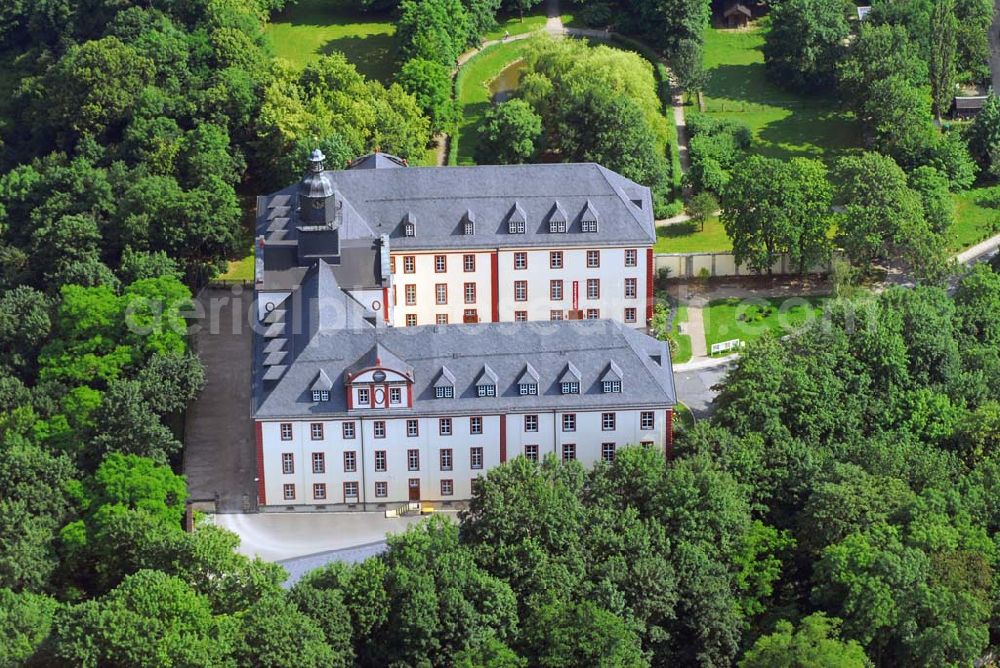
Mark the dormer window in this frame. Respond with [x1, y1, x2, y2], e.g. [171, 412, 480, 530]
[310, 370, 333, 403]
[434, 366, 456, 399]
[357, 387, 370, 405]
[435, 386, 454, 399]
[464, 221, 474, 235]
[404, 222, 415, 237]
[475, 364, 498, 398]
[600, 361, 623, 395]
[602, 381, 621, 393]
[508, 202, 526, 234]
[561, 381, 580, 394]
[509, 220, 524, 234]
[311, 390, 331, 402]
[549, 220, 566, 233]
[581, 200, 598, 232]
[548, 202, 567, 233]
[519, 382, 537, 396]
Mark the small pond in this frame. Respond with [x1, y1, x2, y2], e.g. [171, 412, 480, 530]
[488, 59, 525, 103]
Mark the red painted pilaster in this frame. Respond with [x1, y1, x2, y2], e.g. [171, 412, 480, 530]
[407, 382, 414, 407]
[665, 408, 674, 461]
[499, 415, 507, 463]
[255, 421, 266, 506]
[346, 384, 354, 410]
[382, 286, 389, 323]
[490, 251, 500, 322]
[646, 247, 654, 324]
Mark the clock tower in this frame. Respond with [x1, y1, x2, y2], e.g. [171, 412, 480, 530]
[297, 149, 342, 263]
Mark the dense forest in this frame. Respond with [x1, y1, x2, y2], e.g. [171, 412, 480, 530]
[0, 0, 999, 665]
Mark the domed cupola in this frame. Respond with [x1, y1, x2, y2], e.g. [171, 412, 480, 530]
[299, 149, 338, 228]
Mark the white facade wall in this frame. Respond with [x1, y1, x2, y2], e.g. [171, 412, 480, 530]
[390, 245, 650, 328]
[258, 408, 668, 510]
[497, 247, 647, 325]
[390, 251, 493, 327]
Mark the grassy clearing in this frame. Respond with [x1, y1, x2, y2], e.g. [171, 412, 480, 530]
[452, 40, 532, 165]
[217, 252, 254, 282]
[704, 296, 826, 350]
[655, 216, 732, 253]
[265, 0, 397, 81]
[951, 186, 1000, 252]
[671, 303, 692, 364]
[484, 11, 550, 40]
[699, 24, 861, 165]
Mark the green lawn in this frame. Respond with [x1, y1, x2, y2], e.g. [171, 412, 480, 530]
[704, 296, 826, 351]
[452, 40, 532, 165]
[265, 0, 397, 81]
[655, 216, 732, 253]
[484, 11, 550, 40]
[951, 186, 1000, 252]
[217, 252, 254, 282]
[671, 304, 692, 364]
[699, 24, 861, 164]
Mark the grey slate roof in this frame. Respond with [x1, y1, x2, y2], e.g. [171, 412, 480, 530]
[259, 163, 655, 252]
[253, 318, 675, 419]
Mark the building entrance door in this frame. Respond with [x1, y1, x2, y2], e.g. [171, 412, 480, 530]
[408, 478, 420, 501]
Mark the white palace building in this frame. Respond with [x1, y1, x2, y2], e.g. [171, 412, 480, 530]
[252, 151, 676, 510]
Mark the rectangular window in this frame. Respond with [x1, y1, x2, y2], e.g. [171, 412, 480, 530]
[476, 384, 496, 397]
[562, 413, 576, 432]
[463, 309, 478, 323]
[470, 446, 483, 469]
[602, 442, 616, 462]
[403, 255, 415, 273]
[342, 422, 356, 439]
[464, 221, 475, 236]
[582, 219, 598, 233]
[312, 452, 325, 474]
[435, 283, 447, 305]
[408, 449, 420, 471]
[441, 479, 454, 496]
[283, 483, 295, 500]
[374, 420, 386, 438]
[561, 382, 579, 394]
[550, 251, 563, 269]
[587, 250, 600, 268]
[344, 451, 357, 472]
[405, 284, 416, 306]
[640, 411, 655, 430]
[390, 256, 396, 274]
[586, 308, 600, 320]
[514, 311, 527, 322]
[390, 387, 402, 405]
[625, 308, 637, 323]
[603, 380, 622, 393]
[519, 383, 537, 395]
[407, 419, 419, 437]
[282, 453, 294, 474]
[470, 416, 483, 434]
[641, 441, 654, 448]
[587, 278, 600, 300]
[514, 252, 527, 270]
[434, 255, 447, 273]
[344, 481, 359, 500]
[464, 282, 476, 304]
[550, 280, 563, 301]
[280, 423, 292, 441]
[357, 388, 370, 406]
[310, 423, 324, 440]
[313, 483, 326, 500]
[311, 390, 321, 402]
[509, 220, 525, 234]
[436, 314, 449, 325]
[405, 314, 417, 327]
[375, 481, 388, 497]
[439, 418, 452, 436]
[463, 254, 476, 272]
[562, 443, 576, 461]
[524, 415, 538, 432]
[550, 310, 563, 321]
[625, 249, 638, 267]
[375, 450, 387, 472]
[514, 281, 527, 302]
[435, 386, 454, 399]
[625, 278, 637, 299]
[524, 444, 538, 461]
[440, 448, 453, 471]
[602, 412, 616, 431]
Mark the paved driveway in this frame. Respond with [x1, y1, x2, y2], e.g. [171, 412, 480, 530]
[184, 287, 257, 512]
[674, 364, 731, 419]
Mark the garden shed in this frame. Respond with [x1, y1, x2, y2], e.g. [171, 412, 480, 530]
[723, 2, 752, 28]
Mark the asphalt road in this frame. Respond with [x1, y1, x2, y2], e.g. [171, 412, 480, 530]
[673, 364, 732, 419]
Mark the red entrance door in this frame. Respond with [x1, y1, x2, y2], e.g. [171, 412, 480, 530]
[408, 478, 420, 501]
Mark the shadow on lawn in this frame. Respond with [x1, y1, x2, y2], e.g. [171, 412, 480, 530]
[320, 34, 397, 81]
[659, 222, 700, 238]
[456, 101, 491, 165]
